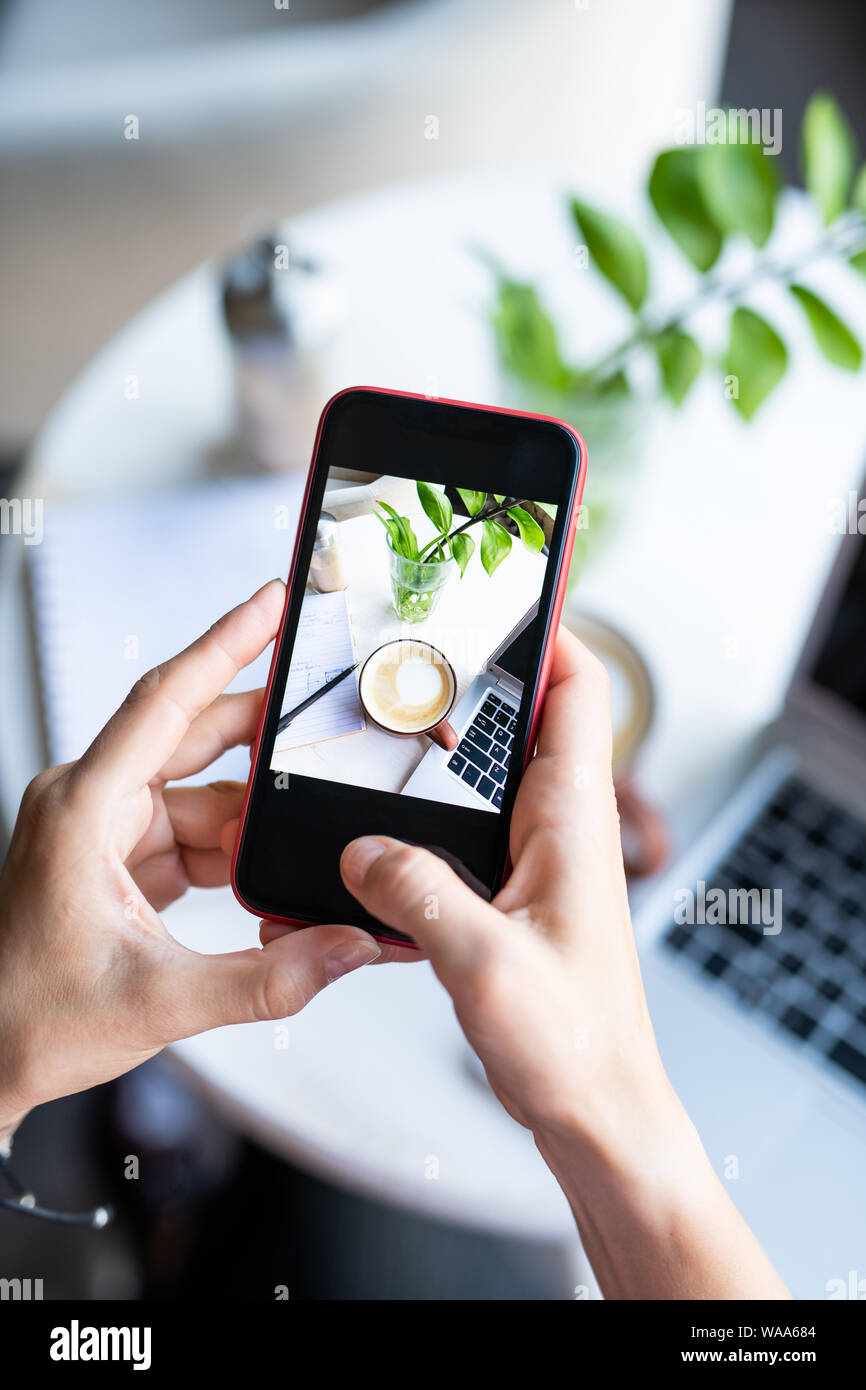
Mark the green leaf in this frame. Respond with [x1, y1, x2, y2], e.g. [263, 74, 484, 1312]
[491, 278, 574, 391]
[697, 121, 779, 247]
[507, 505, 546, 552]
[456, 488, 487, 516]
[789, 284, 862, 370]
[725, 307, 788, 419]
[648, 149, 724, 271]
[480, 519, 512, 576]
[852, 163, 866, 215]
[570, 197, 648, 311]
[591, 370, 631, 399]
[801, 92, 857, 225]
[654, 328, 702, 405]
[850, 249, 866, 277]
[450, 532, 475, 577]
[416, 480, 452, 536]
[375, 501, 418, 559]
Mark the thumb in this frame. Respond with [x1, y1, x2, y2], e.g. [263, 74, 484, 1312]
[162, 924, 381, 1035]
[340, 836, 501, 975]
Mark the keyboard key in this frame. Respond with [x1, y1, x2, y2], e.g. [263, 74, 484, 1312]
[492, 788, 504, 809]
[507, 718, 517, 733]
[475, 713, 496, 735]
[500, 701, 517, 716]
[736, 976, 770, 1006]
[494, 710, 510, 728]
[480, 701, 498, 718]
[487, 693, 501, 706]
[829, 1037, 866, 1086]
[477, 775, 497, 800]
[725, 917, 763, 948]
[493, 727, 509, 746]
[780, 1006, 818, 1040]
[489, 741, 507, 766]
[447, 753, 466, 776]
[780, 952, 804, 974]
[458, 740, 492, 774]
[489, 761, 506, 785]
[461, 764, 480, 788]
[465, 726, 492, 753]
[702, 951, 729, 979]
[818, 979, 843, 1001]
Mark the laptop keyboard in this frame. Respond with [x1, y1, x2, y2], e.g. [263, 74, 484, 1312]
[664, 775, 866, 1090]
[444, 689, 518, 809]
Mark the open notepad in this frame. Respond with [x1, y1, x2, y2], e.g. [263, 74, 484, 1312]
[27, 475, 306, 785]
[273, 590, 365, 753]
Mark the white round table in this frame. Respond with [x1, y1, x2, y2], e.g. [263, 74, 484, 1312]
[2, 173, 866, 1260]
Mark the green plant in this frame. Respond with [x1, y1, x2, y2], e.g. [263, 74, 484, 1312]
[373, 482, 547, 579]
[488, 93, 866, 420]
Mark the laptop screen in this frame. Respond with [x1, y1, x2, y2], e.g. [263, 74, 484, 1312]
[809, 529, 866, 718]
[495, 617, 537, 687]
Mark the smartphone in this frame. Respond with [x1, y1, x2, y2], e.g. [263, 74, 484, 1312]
[232, 386, 586, 946]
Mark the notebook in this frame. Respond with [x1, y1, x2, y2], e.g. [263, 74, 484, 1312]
[273, 590, 364, 753]
[28, 474, 307, 786]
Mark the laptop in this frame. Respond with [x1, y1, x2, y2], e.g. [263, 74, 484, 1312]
[402, 603, 538, 812]
[635, 481, 866, 1296]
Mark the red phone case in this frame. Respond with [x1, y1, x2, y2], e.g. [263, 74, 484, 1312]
[231, 386, 587, 948]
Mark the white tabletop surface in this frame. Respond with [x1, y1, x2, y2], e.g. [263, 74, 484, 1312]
[3, 171, 866, 1243]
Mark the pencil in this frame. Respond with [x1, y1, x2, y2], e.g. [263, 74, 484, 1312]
[276, 662, 358, 735]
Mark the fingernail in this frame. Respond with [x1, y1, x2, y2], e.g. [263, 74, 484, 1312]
[342, 837, 387, 885]
[325, 938, 381, 982]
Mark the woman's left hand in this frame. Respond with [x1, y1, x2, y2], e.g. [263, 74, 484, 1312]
[0, 580, 381, 1140]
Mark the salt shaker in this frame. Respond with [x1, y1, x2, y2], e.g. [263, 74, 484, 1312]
[309, 512, 347, 592]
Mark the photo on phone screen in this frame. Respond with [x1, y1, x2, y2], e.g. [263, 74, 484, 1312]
[234, 389, 582, 940]
[267, 467, 556, 816]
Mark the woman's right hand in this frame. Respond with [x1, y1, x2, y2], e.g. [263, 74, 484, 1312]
[338, 630, 789, 1300]
[339, 631, 666, 1147]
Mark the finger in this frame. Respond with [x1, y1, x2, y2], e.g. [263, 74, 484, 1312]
[161, 925, 382, 1036]
[220, 817, 240, 857]
[130, 845, 235, 910]
[76, 580, 284, 798]
[258, 917, 422, 965]
[533, 627, 613, 770]
[179, 846, 233, 888]
[339, 836, 502, 975]
[497, 630, 624, 925]
[158, 690, 264, 783]
[163, 782, 246, 850]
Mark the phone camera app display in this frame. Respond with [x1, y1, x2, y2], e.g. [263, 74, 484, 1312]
[268, 469, 556, 816]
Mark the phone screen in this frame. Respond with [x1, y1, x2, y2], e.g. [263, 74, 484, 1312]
[234, 389, 582, 941]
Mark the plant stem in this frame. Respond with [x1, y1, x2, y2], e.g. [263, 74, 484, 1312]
[583, 213, 866, 384]
[417, 497, 527, 561]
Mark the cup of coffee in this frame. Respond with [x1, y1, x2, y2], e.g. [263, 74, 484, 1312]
[359, 639, 458, 749]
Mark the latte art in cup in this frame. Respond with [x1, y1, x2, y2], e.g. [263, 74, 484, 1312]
[360, 641, 455, 734]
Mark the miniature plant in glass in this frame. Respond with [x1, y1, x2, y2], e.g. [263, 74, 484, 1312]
[374, 481, 547, 623]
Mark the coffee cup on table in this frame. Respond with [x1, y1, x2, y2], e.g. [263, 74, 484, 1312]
[359, 639, 458, 750]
